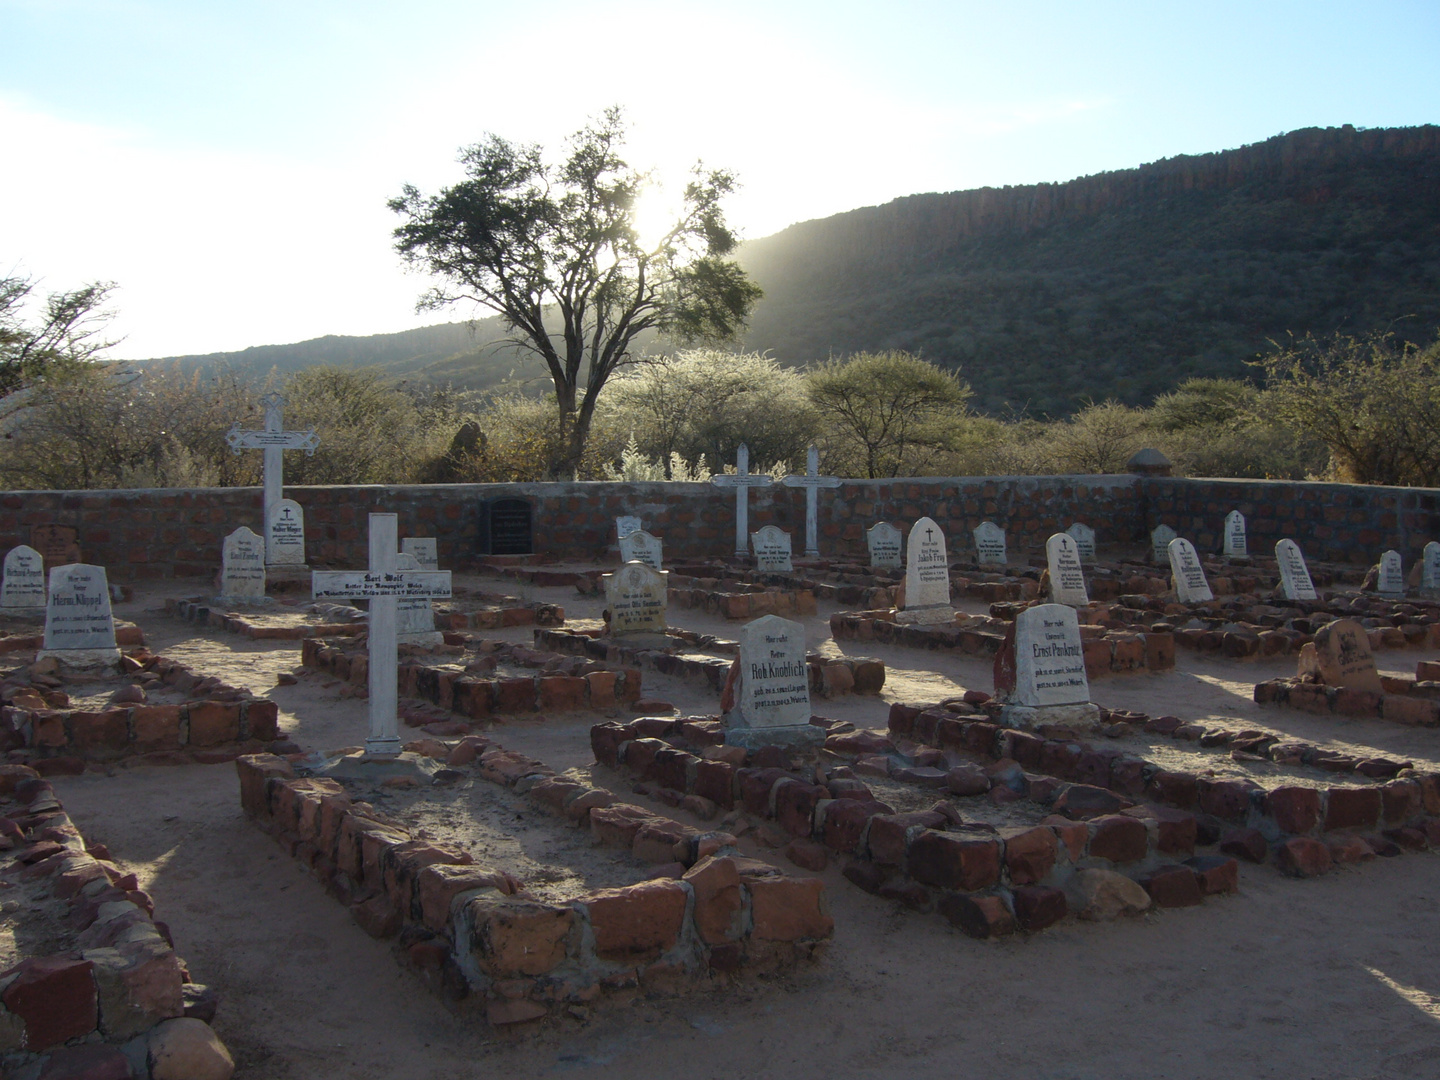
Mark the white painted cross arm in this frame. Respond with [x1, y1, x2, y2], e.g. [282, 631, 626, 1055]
[226, 424, 320, 454]
[782, 473, 843, 489]
[312, 570, 453, 600]
[711, 473, 774, 488]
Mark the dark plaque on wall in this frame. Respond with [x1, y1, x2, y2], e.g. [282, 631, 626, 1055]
[479, 498, 534, 555]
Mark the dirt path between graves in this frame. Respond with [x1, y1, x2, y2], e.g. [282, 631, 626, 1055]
[45, 577, 1440, 1080]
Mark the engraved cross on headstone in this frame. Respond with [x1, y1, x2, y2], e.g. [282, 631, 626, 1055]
[710, 443, 774, 558]
[782, 445, 843, 558]
[226, 392, 320, 565]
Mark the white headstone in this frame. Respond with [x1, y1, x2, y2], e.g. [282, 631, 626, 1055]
[219, 526, 267, 604]
[619, 529, 663, 570]
[732, 614, 811, 731]
[973, 521, 1007, 567]
[866, 522, 903, 569]
[1378, 550, 1405, 598]
[710, 443, 774, 558]
[400, 537, 439, 570]
[751, 525, 793, 573]
[1168, 537, 1214, 603]
[43, 564, 118, 651]
[1046, 533, 1091, 606]
[1010, 603, 1090, 707]
[902, 517, 951, 620]
[267, 498, 307, 567]
[781, 445, 843, 558]
[1275, 539, 1318, 602]
[395, 552, 442, 645]
[1422, 541, 1440, 595]
[605, 562, 668, 636]
[1151, 524, 1178, 563]
[615, 516, 642, 542]
[225, 392, 319, 565]
[1, 546, 47, 611]
[1223, 510, 1247, 559]
[1065, 523, 1096, 564]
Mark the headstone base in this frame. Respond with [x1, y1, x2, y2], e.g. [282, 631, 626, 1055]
[722, 722, 825, 751]
[319, 749, 440, 779]
[213, 595, 278, 610]
[894, 606, 957, 626]
[397, 631, 445, 649]
[33, 648, 123, 676]
[997, 702, 1103, 734]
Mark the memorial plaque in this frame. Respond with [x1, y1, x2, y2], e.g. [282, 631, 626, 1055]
[973, 521, 1007, 567]
[904, 516, 951, 619]
[1275, 539, 1318, 602]
[605, 562, 668, 636]
[1046, 533, 1090, 606]
[30, 524, 81, 569]
[615, 515, 642, 541]
[867, 522, 903, 569]
[43, 564, 117, 651]
[1151, 524, 1177, 564]
[1065, 522, 1096, 563]
[1378, 550, 1404, 597]
[1011, 603, 1090, 707]
[219, 526, 266, 602]
[267, 499, 307, 566]
[1223, 511, 1247, 559]
[733, 614, 811, 729]
[480, 498, 534, 556]
[312, 570, 452, 599]
[1168, 537, 1214, 603]
[1313, 618, 1381, 692]
[400, 537, 439, 570]
[1, 546, 46, 611]
[619, 529, 663, 570]
[751, 525, 793, 573]
[1422, 541, 1440, 596]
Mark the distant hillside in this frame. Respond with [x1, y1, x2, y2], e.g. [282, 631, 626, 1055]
[737, 124, 1440, 414]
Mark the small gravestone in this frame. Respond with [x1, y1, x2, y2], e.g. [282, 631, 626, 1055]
[400, 537, 439, 571]
[1151, 524, 1177, 564]
[994, 603, 1100, 732]
[1046, 533, 1090, 606]
[30, 524, 81, 569]
[751, 525, 793, 573]
[619, 529, 663, 570]
[1312, 618, 1381, 692]
[38, 563, 120, 671]
[1, 546, 47, 613]
[1275, 539, 1318, 602]
[1422, 541, 1440, 598]
[1065, 523, 1096, 563]
[604, 562, 668, 637]
[973, 521, 1007, 567]
[615, 516, 642, 541]
[267, 499, 307, 567]
[867, 522, 903, 569]
[724, 614, 819, 749]
[1223, 511, 1247, 559]
[1168, 537, 1214, 603]
[218, 527, 267, 605]
[899, 517, 953, 623]
[480, 498, 534, 556]
[1377, 550, 1405, 598]
[395, 552, 443, 647]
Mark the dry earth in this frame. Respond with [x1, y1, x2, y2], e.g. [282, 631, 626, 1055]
[42, 575, 1440, 1080]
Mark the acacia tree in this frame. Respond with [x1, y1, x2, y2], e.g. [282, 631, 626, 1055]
[0, 274, 118, 395]
[389, 108, 762, 478]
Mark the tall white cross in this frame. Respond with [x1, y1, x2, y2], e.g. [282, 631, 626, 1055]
[312, 514, 452, 758]
[226, 392, 320, 565]
[782, 445, 843, 558]
[709, 443, 774, 558]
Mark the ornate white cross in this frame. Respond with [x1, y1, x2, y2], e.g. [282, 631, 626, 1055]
[226, 392, 320, 564]
[709, 443, 774, 558]
[782, 445, 843, 558]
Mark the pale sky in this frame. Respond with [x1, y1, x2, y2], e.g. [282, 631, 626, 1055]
[2, 0, 1437, 359]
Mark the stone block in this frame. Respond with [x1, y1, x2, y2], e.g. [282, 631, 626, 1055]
[466, 895, 573, 976]
[494, 678, 537, 713]
[418, 863, 509, 931]
[582, 880, 688, 963]
[866, 811, 945, 867]
[693, 760, 735, 809]
[1264, 786, 1321, 835]
[774, 781, 826, 839]
[2, 957, 97, 1050]
[822, 798, 885, 854]
[590, 803, 657, 849]
[1002, 826, 1058, 885]
[69, 710, 130, 758]
[1139, 864, 1202, 907]
[906, 830, 1000, 891]
[1219, 827, 1268, 863]
[538, 676, 588, 712]
[937, 893, 1015, 939]
[683, 856, 745, 945]
[186, 702, 241, 747]
[1065, 868, 1151, 921]
[1086, 815, 1148, 864]
[1185, 854, 1240, 895]
[748, 876, 833, 941]
[1121, 805, 1197, 855]
[1324, 787, 1381, 831]
[1275, 837, 1334, 878]
[1011, 884, 1068, 930]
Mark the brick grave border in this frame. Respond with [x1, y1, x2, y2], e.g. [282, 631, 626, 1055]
[0, 622, 146, 656]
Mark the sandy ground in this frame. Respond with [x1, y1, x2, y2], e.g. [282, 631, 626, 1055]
[43, 575, 1440, 1080]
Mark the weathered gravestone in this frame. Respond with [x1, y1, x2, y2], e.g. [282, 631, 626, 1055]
[604, 562, 668, 637]
[751, 525, 793, 573]
[1223, 511, 1247, 559]
[973, 521, 1007, 567]
[1310, 618, 1381, 692]
[1151, 524, 1177, 564]
[479, 497, 533, 556]
[30, 524, 81, 569]
[395, 552, 443, 647]
[1422, 541, 1440, 598]
[1, 546, 47, 612]
[39, 563, 120, 671]
[724, 614, 819, 749]
[267, 499, 307, 568]
[1065, 522, 1096, 563]
[994, 603, 1100, 732]
[1378, 550, 1405, 598]
[867, 522, 903, 569]
[1168, 537, 1214, 603]
[1275, 539, 1318, 602]
[619, 529, 663, 570]
[899, 517, 952, 623]
[400, 537, 439, 571]
[615, 516, 642, 542]
[1046, 533, 1090, 606]
[218, 527, 267, 605]
[781, 445, 843, 558]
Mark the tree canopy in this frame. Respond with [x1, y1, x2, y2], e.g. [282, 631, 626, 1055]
[0, 274, 118, 395]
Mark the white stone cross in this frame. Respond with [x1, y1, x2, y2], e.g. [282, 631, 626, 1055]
[782, 445, 843, 558]
[311, 514, 451, 758]
[710, 443, 774, 558]
[226, 392, 320, 565]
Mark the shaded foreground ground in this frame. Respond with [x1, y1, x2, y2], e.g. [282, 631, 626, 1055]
[46, 576, 1440, 1080]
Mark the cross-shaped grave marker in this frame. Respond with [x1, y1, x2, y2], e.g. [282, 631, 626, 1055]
[782, 445, 843, 558]
[226, 391, 320, 565]
[710, 443, 774, 558]
[312, 513, 451, 758]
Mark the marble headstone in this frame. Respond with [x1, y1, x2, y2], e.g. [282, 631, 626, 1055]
[605, 562, 668, 636]
[973, 521, 1007, 567]
[725, 614, 818, 749]
[615, 516, 642, 541]
[395, 553, 443, 646]
[867, 522, 903, 569]
[219, 526, 267, 604]
[1223, 511, 1247, 559]
[1422, 541, 1440, 597]
[41, 563, 119, 666]
[1065, 523, 1096, 563]
[267, 498, 307, 567]
[1312, 618, 1381, 692]
[1378, 550, 1404, 598]
[901, 517, 952, 622]
[1, 546, 47, 611]
[1046, 533, 1090, 606]
[619, 529, 663, 570]
[1275, 539, 1318, 602]
[751, 525, 793, 573]
[400, 538, 439, 571]
[994, 603, 1101, 732]
[1151, 524, 1177, 564]
[1168, 537, 1214, 603]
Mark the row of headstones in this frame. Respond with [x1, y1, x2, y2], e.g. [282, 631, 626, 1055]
[0, 557, 122, 657]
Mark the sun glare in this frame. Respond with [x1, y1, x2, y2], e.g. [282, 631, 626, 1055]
[631, 181, 683, 251]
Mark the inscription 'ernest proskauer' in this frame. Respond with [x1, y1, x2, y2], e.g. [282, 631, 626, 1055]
[1031, 617, 1086, 695]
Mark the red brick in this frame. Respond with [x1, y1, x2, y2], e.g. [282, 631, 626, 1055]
[538, 676, 587, 711]
[867, 812, 945, 867]
[582, 880, 688, 962]
[1186, 854, 1240, 895]
[186, 701, 241, 746]
[1219, 827, 1269, 863]
[2, 957, 97, 1050]
[823, 799, 886, 853]
[466, 895, 573, 976]
[1121, 804, 1197, 855]
[585, 670, 618, 708]
[907, 830, 1000, 891]
[683, 856, 745, 945]
[937, 893, 1015, 939]
[590, 803, 657, 849]
[244, 699, 280, 741]
[1276, 837, 1334, 878]
[1003, 826, 1058, 885]
[1146, 769, 1198, 809]
[418, 863, 511, 930]
[1381, 694, 1439, 726]
[693, 760, 736, 809]
[1011, 885, 1068, 930]
[1264, 786, 1322, 835]
[748, 876, 833, 941]
[1381, 779, 1423, 824]
[1140, 864, 1203, 907]
[1324, 787, 1382, 831]
[494, 678, 537, 713]
[774, 781, 826, 838]
[68, 710, 130, 758]
[737, 767, 791, 816]
[1197, 778, 1258, 823]
[1086, 815, 1148, 864]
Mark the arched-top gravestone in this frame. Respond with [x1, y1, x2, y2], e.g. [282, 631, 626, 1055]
[973, 521, 1006, 567]
[751, 525, 793, 573]
[619, 529, 663, 570]
[1065, 523, 1096, 564]
[1168, 537, 1214, 603]
[1223, 511, 1247, 559]
[1, 546, 46, 612]
[1275, 540, 1318, 602]
[866, 522, 903, 569]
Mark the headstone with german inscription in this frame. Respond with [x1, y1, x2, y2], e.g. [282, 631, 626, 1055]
[899, 516, 953, 623]
[604, 562, 668, 637]
[724, 614, 819, 749]
[619, 529, 663, 570]
[995, 603, 1100, 732]
[615, 516, 642, 542]
[38, 563, 121, 671]
[1065, 522, 1096, 563]
[1422, 541, 1440, 599]
[1223, 510, 1247, 559]
[973, 521, 1007, 567]
[866, 522, 903, 569]
[1312, 618, 1382, 692]
[1046, 533, 1090, 606]
[1, 546, 47, 612]
[218, 526, 267, 605]
[1377, 550, 1405, 598]
[1275, 539, 1318, 602]
[1151, 524, 1177, 564]
[400, 537, 439, 571]
[1168, 537, 1214, 603]
[751, 525, 793, 573]
[267, 499, 307, 567]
